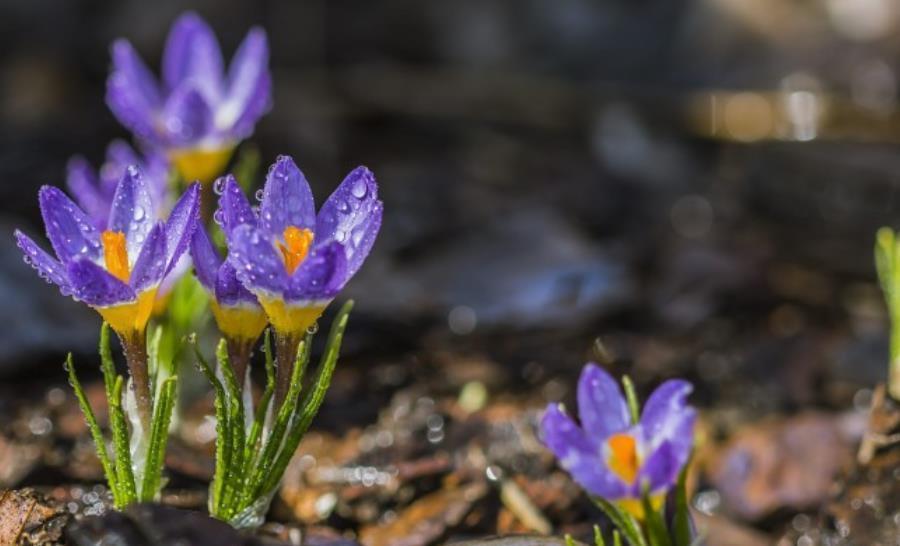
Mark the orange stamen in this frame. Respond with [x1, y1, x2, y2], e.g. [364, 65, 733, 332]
[101, 230, 130, 283]
[278, 226, 314, 275]
[606, 433, 639, 484]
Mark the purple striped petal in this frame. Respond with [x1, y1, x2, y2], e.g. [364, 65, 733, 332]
[164, 182, 200, 275]
[541, 404, 628, 499]
[227, 224, 288, 295]
[636, 441, 681, 495]
[190, 225, 221, 292]
[130, 223, 168, 292]
[640, 379, 696, 460]
[223, 27, 270, 137]
[66, 157, 108, 229]
[217, 175, 256, 234]
[14, 230, 72, 294]
[286, 241, 347, 301]
[162, 12, 224, 100]
[316, 166, 383, 279]
[38, 186, 102, 264]
[67, 259, 136, 306]
[106, 40, 162, 142]
[215, 261, 260, 307]
[163, 85, 214, 147]
[259, 156, 316, 239]
[108, 166, 154, 259]
[577, 364, 630, 447]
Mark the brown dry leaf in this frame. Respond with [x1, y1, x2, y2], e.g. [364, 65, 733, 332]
[0, 488, 68, 545]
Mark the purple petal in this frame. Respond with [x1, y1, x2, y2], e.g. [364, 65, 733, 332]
[104, 139, 141, 170]
[541, 404, 628, 499]
[67, 259, 136, 306]
[14, 230, 72, 294]
[38, 186, 102, 264]
[640, 379, 696, 463]
[130, 223, 168, 292]
[222, 27, 270, 137]
[106, 40, 162, 142]
[163, 85, 214, 147]
[217, 175, 256, 234]
[190, 225, 221, 292]
[286, 241, 347, 301]
[65, 157, 108, 229]
[636, 441, 681, 495]
[215, 261, 260, 307]
[315, 166, 383, 280]
[259, 156, 316, 239]
[227, 224, 288, 295]
[164, 182, 201, 275]
[108, 166, 154, 259]
[162, 12, 225, 99]
[577, 364, 630, 446]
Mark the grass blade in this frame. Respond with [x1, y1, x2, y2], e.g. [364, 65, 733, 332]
[140, 376, 177, 501]
[109, 376, 137, 507]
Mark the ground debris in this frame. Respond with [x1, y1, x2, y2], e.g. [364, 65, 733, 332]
[0, 488, 68, 545]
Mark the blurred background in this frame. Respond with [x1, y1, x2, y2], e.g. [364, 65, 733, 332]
[1, 0, 900, 541]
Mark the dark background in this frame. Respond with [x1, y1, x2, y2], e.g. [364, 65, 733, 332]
[2, 0, 900, 415]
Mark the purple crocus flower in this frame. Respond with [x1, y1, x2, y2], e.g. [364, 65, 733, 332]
[66, 140, 171, 231]
[106, 12, 271, 183]
[190, 178, 268, 381]
[541, 364, 696, 519]
[14, 167, 200, 339]
[224, 155, 383, 337]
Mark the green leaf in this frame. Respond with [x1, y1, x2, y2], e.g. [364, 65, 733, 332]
[594, 498, 647, 546]
[193, 340, 231, 515]
[66, 354, 119, 505]
[565, 535, 576, 546]
[261, 301, 353, 496]
[216, 339, 246, 516]
[672, 462, 692, 546]
[613, 531, 622, 546]
[99, 323, 116, 402]
[141, 376, 177, 501]
[641, 492, 672, 546]
[621, 375, 641, 425]
[109, 376, 137, 507]
[594, 524, 606, 546]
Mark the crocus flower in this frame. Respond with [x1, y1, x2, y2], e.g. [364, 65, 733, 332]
[222, 155, 382, 402]
[15, 167, 199, 427]
[106, 12, 271, 184]
[541, 364, 696, 518]
[191, 177, 268, 381]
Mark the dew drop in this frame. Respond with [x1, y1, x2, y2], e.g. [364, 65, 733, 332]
[213, 178, 226, 195]
[213, 210, 225, 226]
[133, 206, 145, 221]
[351, 179, 367, 198]
[255, 189, 265, 202]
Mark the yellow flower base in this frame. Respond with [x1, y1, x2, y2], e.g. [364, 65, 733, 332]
[95, 289, 158, 336]
[617, 493, 664, 520]
[211, 300, 269, 342]
[259, 297, 328, 336]
[170, 146, 235, 184]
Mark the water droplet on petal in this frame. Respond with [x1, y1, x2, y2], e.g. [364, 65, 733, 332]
[133, 206, 145, 221]
[255, 189, 265, 202]
[351, 179, 367, 198]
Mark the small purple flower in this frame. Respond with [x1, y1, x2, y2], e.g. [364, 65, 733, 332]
[540, 364, 696, 518]
[190, 179, 267, 344]
[66, 140, 171, 230]
[222, 155, 383, 336]
[15, 167, 200, 337]
[106, 12, 271, 182]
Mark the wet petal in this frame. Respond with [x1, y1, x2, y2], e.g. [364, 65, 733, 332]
[227, 224, 288, 296]
[106, 40, 162, 142]
[163, 85, 214, 148]
[215, 260, 259, 307]
[65, 157, 107, 229]
[286, 241, 347, 301]
[259, 155, 316, 238]
[221, 27, 270, 136]
[108, 166, 154, 259]
[130, 223, 168, 292]
[38, 185, 102, 264]
[217, 175, 256, 234]
[316, 166, 383, 279]
[67, 259, 136, 306]
[162, 12, 225, 99]
[541, 404, 628, 499]
[164, 182, 201, 275]
[577, 363, 630, 446]
[190, 225, 221, 292]
[640, 379, 696, 461]
[14, 230, 72, 295]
